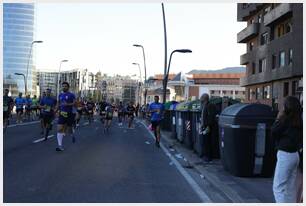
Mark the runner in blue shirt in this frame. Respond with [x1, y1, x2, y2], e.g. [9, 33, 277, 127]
[40, 88, 57, 141]
[24, 94, 32, 121]
[149, 96, 165, 148]
[15, 93, 25, 124]
[56, 82, 76, 151]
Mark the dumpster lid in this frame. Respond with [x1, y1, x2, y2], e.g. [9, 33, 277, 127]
[220, 103, 275, 117]
[176, 101, 191, 111]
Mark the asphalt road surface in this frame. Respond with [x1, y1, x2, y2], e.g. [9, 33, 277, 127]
[4, 116, 208, 203]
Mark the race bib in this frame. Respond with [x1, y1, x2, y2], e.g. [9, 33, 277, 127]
[77, 107, 83, 110]
[45, 106, 51, 112]
[3, 106, 8, 112]
[60, 111, 68, 117]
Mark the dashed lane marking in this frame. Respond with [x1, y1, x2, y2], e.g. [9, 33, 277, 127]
[33, 135, 54, 143]
[8, 120, 40, 128]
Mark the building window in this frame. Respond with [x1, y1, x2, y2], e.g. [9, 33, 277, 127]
[211, 90, 214, 94]
[272, 54, 277, 69]
[277, 23, 285, 37]
[252, 62, 256, 74]
[242, 91, 245, 95]
[249, 41, 254, 51]
[292, 81, 297, 96]
[261, 32, 269, 45]
[249, 88, 254, 100]
[235, 91, 238, 95]
[279, 51, 285, 67]
[285, 21, 292, 33]
[256, 87, 263, 100]
[263, 85, 270, 99]
[289, 49, 293, 65]
[283, 82, 289, 97]
[258, 14, 262, 23]
[259, 58, 266, 73]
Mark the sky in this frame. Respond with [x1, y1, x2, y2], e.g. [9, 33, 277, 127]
[35, 3, 246, 78]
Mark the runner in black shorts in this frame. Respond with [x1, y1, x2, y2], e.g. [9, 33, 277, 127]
[3, 89, 13, 133]
[39, 89, 57, 140]
[126, 101, 136, 129]
[104, 104, 113, 133]
[99, 99, 108, 125]
[56, 82, 76, 151]
[149, 96, 164, 148]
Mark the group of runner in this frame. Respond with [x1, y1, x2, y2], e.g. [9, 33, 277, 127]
[4, 81, 165, 150]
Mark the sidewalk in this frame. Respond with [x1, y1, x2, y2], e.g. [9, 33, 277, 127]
[141, 119, 275, 203]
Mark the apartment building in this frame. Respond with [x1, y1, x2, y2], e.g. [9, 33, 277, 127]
[237, 3, 303, 110]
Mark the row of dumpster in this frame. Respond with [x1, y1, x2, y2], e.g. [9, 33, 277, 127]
[161, 97, 278, 178]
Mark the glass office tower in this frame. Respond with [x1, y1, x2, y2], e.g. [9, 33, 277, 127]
[3, 3, 36, 97]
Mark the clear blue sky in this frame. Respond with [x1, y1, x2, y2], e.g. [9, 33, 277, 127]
[35, 3, 246, 77]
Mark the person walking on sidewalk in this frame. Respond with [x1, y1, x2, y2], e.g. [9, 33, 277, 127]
[55, 82, 76, 151]
[271, 96, 302, 203]
[200, 93, 217, 162]
[149, 96, 164, 148]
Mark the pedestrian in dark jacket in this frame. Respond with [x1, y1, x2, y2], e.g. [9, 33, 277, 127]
[272, 96, 303, 203]
[200, 93, 218, 162]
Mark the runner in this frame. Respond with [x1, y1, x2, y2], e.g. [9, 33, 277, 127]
[75, 97, 84, 127]
[24, 94, 33, 121]
[31, 95, 39, 120]
[126, 101, 136, 129]
[85, 98, 95, 124]
[99, 99, 108, 125]
[15, 92, 25, 124]
[104, 103, 113, 133]
[39, 91, 47, 134]
[3, 89, 14, 133]
[117, 101, 124, 126]
[55, 82, 76, 151]
[149, 95, 164, 148]
[39, 89, 57, 141]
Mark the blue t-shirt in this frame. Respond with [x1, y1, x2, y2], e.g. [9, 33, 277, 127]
[40, 97, 57, 114]
[25, 98, 32, 108]
[149, 102, 164, 121]
[59, 92, 76, 113]
[15, 97, 25, 109]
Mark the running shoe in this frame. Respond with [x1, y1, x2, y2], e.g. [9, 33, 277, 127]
[56, 146, 64, 151]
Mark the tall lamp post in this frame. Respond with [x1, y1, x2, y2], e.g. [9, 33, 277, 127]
[132, 62, 142, 105]
[162, 49, 192, 104]
[133, 44, 147, 105]
[14, 73, 26, 94]
[57, 59, 68, 100]
[25, 40, 43, 95]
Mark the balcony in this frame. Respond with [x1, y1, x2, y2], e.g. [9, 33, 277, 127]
[240, 53, 249, 65]
[264, 4, 292, 26]
[237, 23, 259, 43]
[237, 3, 264, 21]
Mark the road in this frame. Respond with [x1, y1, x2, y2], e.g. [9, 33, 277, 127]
[4, 116, 208, 203]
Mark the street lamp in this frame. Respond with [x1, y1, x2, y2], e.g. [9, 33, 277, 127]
[25, 40, 43, 95]
[132, 62, 142, 105]
[14, 73, 26, 94]
[133, 44, 147, 105]
[162, 49, 192, 103]
[57, 59, 68, 100]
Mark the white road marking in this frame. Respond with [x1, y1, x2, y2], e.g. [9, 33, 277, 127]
[33, 135, 54, 143]
[140, 121, 212, 203]
[8, 120, 40, 128]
